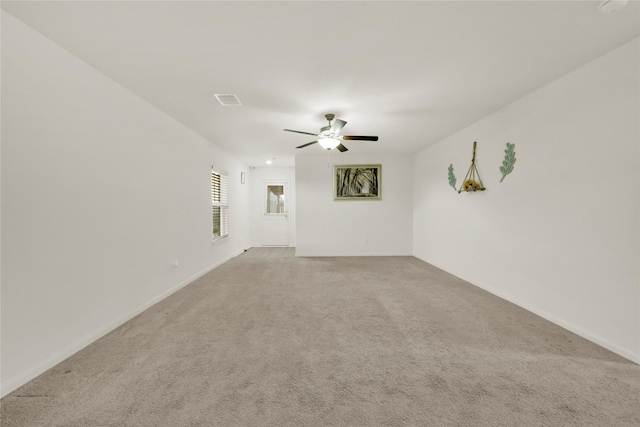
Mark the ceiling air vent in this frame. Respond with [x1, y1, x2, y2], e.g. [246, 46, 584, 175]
[214, 94, 242, 106]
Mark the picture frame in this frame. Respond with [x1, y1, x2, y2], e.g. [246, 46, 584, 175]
[333, 164, 381, 200]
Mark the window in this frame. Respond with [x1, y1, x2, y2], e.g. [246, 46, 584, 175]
[266, 185, 285, 214]
[212, 168, 229, 241]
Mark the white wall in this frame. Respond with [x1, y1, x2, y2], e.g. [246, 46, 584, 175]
[413, 38, 639, 362]
[249, 167, 296, 247]
[1, 12, 251, 396]
[2, 13, 637, 402]
[296, 153, 413, 256]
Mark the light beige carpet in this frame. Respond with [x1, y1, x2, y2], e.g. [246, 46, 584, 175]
[2, 250, 639, 426]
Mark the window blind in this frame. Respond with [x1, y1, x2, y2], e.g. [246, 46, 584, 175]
[212, 168, 229, 240]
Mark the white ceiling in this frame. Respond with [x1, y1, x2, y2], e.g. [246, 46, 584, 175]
[2, 0, 639, 168]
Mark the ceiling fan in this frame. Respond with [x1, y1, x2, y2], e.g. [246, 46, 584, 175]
[284, 114, 379, 152]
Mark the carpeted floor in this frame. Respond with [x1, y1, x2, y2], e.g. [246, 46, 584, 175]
[2, 250, 639, 426]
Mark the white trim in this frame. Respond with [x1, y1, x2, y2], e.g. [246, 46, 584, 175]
[294, 252, 413, 257]
[0, 252, 243, 398]
[415, 256, 640, 365]
[261, 179, 290, 246]
[211, 235, 229, 246]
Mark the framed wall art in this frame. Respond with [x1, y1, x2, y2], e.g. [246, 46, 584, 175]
[334, 164, 381, 200]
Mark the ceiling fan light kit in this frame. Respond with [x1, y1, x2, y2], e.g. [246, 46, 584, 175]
[284, 113, 378, 153]
[318, 138, 340, 150]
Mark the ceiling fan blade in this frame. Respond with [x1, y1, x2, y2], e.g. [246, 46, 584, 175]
[296, 141, 318, 149]
[336, 143, 348, 152]
[284, 129, 319, 137]
[330, 119, 347, 133]
[341, 135, 379, 141]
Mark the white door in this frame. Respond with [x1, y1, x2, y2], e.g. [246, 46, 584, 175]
[262, 182, 289, 246]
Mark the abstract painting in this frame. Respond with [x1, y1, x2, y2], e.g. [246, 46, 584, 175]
[334, 164, 381, 200]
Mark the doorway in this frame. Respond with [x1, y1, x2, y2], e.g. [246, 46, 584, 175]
[262, 181, 289, 246]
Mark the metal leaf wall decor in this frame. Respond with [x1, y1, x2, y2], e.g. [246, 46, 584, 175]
[447, 141, 517, 192]
[500, 142, 516, 182]
[448, 164, 457, 191]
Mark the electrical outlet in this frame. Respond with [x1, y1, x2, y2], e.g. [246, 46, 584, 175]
[363, 238, 368, 245]
[171, 260, 179, 269]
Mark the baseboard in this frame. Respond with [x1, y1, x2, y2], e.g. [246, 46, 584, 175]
[473, 281, 640, 364]
[294, 252, 413, 257]
[415, 256, 640, 365]
[1, 254, 236, 398]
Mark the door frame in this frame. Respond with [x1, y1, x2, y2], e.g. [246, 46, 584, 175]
[261, 179, 290, 246]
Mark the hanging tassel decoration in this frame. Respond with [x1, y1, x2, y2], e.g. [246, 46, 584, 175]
[458, 141, 485, 193]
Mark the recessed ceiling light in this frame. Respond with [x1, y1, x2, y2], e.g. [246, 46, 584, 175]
[266, 160, 272, 165]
